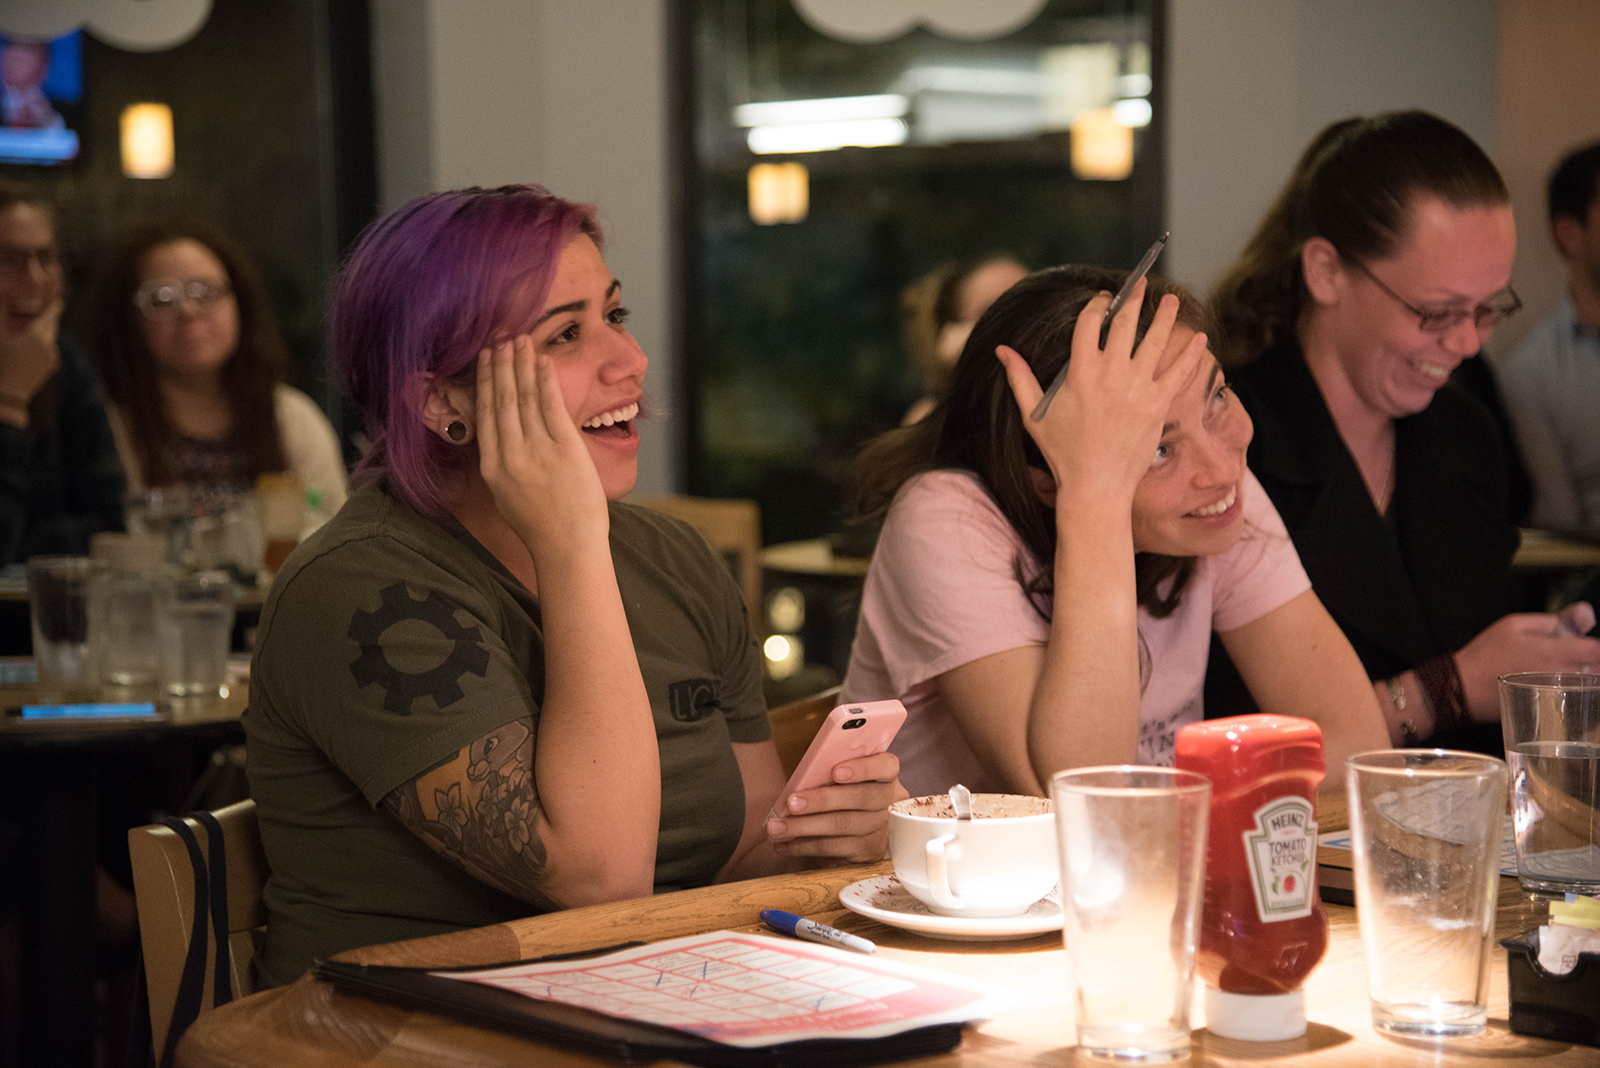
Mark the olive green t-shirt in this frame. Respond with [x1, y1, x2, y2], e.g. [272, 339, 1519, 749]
[245, 485, 769, 989]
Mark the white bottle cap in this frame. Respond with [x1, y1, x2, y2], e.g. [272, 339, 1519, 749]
[1204, 986, 1306, 1041]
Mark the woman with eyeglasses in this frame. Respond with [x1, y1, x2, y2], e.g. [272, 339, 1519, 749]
[92, 223, 347, 513]
[1208, 110, 1600, 752]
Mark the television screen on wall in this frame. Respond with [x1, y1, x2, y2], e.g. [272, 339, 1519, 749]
[0, 32, 81, 165]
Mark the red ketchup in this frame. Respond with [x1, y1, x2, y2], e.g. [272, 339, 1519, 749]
[1175, 715, 1327, 1041]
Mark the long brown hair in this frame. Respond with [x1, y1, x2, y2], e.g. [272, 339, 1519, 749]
[93, 222, 288, 486]
[1210, 110, 1508, 367]
[854, 264, 1212, 620]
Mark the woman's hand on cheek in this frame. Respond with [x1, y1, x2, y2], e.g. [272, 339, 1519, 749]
[475, 335, 609, 557]
[995, 284, 1208, 511]
[765, 752, 907, 866]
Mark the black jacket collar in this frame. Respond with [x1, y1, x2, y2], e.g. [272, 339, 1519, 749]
[1234, 342, 1513, 671]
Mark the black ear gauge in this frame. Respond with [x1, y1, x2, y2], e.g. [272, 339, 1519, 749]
[446, 420, 468, 442]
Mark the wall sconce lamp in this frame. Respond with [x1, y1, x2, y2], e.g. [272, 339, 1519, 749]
[1069, 107, 1133, 181]
[120, 103, 174, 178]
[747, 162, 809, 225]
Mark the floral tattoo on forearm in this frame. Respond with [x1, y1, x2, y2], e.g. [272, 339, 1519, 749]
[382, 719, 558, 910]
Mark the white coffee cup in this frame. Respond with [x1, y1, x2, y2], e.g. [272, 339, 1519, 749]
[889, 794, 1057, 918]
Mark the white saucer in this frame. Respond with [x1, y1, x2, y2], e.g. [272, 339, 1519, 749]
[838, 875, 1063, 942]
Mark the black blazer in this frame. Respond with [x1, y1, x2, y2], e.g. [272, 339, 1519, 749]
[1206, 341, 1516, 751]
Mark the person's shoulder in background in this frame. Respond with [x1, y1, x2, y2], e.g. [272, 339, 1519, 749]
[272, 383, 349, 513]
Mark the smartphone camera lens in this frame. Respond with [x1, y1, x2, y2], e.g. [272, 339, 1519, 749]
[842, 718, 866, 729]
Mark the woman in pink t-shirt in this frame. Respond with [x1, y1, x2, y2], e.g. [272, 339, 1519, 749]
[843, 266, 1391, 797]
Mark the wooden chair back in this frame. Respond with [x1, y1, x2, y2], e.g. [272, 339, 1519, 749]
[767, 685, 841, 777]
[128, 798, 269, 1054]
[633, 495, 764, 638]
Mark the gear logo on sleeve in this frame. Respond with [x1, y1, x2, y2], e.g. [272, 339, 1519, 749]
[348, 582, 491, 715]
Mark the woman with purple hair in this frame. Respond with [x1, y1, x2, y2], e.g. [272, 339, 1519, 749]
[244, 185, 903, 988]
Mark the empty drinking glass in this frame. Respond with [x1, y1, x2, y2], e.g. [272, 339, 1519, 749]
[154, 571, 235, 698]
[1052, 766, 1210, 1062]
[1347, 749, 1506, 1038]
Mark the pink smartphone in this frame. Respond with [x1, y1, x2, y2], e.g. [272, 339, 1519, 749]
[769, 699, 907, 820]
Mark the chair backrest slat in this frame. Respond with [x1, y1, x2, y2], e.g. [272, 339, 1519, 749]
[129, 798, 267, 1055]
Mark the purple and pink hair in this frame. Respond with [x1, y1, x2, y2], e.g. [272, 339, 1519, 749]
[331, 184, 599, 518]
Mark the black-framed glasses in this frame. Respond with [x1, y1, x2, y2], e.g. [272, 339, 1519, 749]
[0, 244, 61, 276]
[1342, 255, 1521, 334]
[133, 277, 233, 321]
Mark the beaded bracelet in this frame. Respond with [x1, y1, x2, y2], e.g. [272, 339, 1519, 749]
[1414, 653, 1468, 740]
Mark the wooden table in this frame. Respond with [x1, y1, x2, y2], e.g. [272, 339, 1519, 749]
[1512, 528, 1600, 571]
[1, 682, 247, 1068]
[761, 539, 871, 579]
[177, 790, 1592, 1068]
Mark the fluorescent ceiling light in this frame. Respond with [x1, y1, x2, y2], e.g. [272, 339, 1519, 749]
[896, 66, 1047, 97]
[1118, 73, 1153, 98]
[1112, 98, 1152, 128]
[733, 94, 906, 127]
[747, 117, 908, 154]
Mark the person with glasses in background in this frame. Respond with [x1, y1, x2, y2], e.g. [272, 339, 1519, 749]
[92, 222, 346, 515]
[1206, 111, 1600, 754]
[0, 185, 125, 566]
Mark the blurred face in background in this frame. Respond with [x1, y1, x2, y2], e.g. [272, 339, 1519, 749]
[1, 42, 48, 93]
[937, 257, 1029, 367]
[0, 201, 62, 334]
[137, 238, 240, 383]
[1554, 177, 1600, 298]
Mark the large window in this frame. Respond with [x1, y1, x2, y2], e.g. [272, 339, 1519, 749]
[682, 0, 1164, 543]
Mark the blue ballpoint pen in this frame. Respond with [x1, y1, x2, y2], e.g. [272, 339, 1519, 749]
[760, 909, 877, 955]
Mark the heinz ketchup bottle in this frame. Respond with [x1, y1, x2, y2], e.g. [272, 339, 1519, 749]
[1175, 715, 1327, 1041]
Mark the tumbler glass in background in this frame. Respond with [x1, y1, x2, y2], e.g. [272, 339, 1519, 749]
[154, 571, 235, 698]
[89, 530, 168, 574]
[125, 485, 192, 566]
[1499, 673, 1600, 897]
[27, 556, 106, 697]
[89, 568, 158, 686]
[1346, 750, 1506, 1038]
[1051, 766, 1210, 1063]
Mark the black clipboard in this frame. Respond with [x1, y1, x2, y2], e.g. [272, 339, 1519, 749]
[313, 956, 965, 1068]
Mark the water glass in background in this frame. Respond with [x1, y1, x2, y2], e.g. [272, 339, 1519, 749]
[89, 531, 168, 574]
[1051, 766, 1210, 1063]
[1499, 672, 1600, 897]
[89, 568, 158, 686]
[126, 485, 193, 566]
[1346, 750, 1506, 1038]
[155, 571, 235, 698]
[27, 556, 106, 697]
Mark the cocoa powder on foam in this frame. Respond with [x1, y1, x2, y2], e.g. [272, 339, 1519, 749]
[894, 794, 1051, 819]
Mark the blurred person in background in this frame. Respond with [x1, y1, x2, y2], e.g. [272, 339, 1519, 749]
[0, 186, 131, 1063]
[93, 222, 347, 515]
[0, 39, 64, 130]
[0, 185, 124, 566]
[1495, 141, 1600, 531]
[1207, 111, 1600, 754]
[900, 254, 1027, 426]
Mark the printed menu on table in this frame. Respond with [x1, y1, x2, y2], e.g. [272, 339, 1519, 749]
[433, 931, 1014, 1047]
